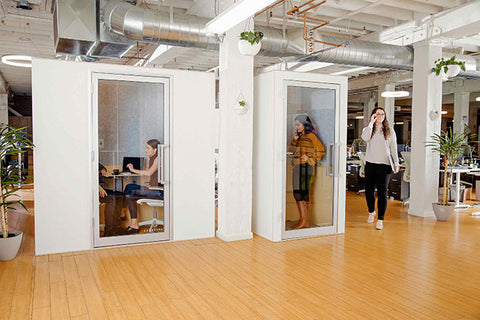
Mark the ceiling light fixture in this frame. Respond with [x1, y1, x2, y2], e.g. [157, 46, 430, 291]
[1, 55, 32, 68]
[441, 111, 448, 114]
[476, 97, 480, 101]
[205, 0, 278, 34]
[381, 91, 409, 98]
[355, 115, 364, 119]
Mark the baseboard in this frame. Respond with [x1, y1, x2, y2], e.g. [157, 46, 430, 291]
[408, 208, 435, 218]
[216, 231, 253, 242]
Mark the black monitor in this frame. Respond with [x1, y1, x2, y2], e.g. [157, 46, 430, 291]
[122, 157, 142, 172]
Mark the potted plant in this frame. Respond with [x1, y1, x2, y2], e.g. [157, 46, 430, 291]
[426, 128, 474, 221]
[431, 55, 466, 80]
[238, 30, 263, 56]
[234, 97, 248, 115]
[0, 124, 34, 261]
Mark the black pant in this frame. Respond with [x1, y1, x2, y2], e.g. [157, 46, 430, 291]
[365, 162, 392, 220]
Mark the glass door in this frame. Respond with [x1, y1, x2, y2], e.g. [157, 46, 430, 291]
[282, 81, 339, 239]
[92, 73, 170, 247]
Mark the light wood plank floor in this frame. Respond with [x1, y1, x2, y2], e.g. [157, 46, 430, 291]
[1, 190, 480, 319]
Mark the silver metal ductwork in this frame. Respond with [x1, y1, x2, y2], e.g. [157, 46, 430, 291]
[54, 0, 480, 78]
[100, 0, 414, 69]
[102, 0, 218, 51]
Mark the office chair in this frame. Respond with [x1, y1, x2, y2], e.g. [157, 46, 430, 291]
[357, 152, 366, 194]
[400, 151, 410, 206]
[137, 186, 164, 233]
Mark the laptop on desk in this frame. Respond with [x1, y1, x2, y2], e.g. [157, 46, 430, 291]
[122, 157, 143, 173]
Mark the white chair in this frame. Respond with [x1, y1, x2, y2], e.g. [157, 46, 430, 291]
[137, 186, 164, 233]
[357, 152, 366, 194]
[401, 151, 410, 206]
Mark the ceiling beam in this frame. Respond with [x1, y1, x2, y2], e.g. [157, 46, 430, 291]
[148, 46, 190, 66]
[359, 1, 480, 45]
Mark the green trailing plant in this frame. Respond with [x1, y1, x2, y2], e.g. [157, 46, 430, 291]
[239, 30, 264, 45]
[0, 124, 34, 239]
[426, 128, 475, 206]
[238, 100, 246, 107]
[431, 55, 466, 76]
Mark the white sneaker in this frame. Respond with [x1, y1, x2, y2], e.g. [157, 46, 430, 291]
[376, 220, 383, 230]
[367, 211, 376, 223]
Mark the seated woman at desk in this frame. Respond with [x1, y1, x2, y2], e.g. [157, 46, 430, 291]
[122, 139, 164, 234]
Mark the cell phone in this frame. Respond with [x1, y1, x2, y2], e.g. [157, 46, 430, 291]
[297, 131, 302, 137]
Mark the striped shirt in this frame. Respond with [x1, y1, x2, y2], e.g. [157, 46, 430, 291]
[290, 132, 325, 166]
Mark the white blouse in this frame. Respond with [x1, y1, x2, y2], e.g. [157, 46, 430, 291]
[361, 123, 399, 167]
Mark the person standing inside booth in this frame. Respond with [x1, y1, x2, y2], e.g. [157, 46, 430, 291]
[289, 114, 325, 229]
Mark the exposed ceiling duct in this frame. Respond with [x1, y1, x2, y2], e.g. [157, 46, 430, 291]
[54, 0, 480, 78]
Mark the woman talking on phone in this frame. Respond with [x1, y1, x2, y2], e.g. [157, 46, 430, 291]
[361, 107, 399, 230]
[289, 114, 325, 229]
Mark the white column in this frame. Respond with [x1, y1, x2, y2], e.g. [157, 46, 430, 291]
[362, 97, 376, 128]
[0, 94, 8, 125]
[453, 89, 470, 136]
[378, 83, 395, 125]
[408, 43, 442, 218]
[217, 21, 254, 241]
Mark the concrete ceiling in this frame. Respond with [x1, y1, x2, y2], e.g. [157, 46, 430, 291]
[0, 0, 479, 95]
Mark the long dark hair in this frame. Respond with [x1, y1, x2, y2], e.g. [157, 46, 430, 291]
[370, 107, 391, 139]
[147, 139, 160, 150]
[295, 114, 317, 136]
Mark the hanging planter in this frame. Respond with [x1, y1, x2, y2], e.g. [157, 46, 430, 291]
[431, 55, 466, 80]
[234, 94, 248, 115]
[238, 30, 263, 56]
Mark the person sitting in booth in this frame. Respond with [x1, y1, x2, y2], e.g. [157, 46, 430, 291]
[122, 139, 164, 234]
[99, 163, 124, 237]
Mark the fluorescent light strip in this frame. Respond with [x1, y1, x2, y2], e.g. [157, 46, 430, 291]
[1, 55, 32, 68]
[381, 91, 409, 98]
[476, 97, 480, 101]
[330, 66, 370, 76]
[206, 0, 278, 34]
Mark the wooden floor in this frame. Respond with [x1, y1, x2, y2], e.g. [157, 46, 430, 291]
[1, 191, 480, 319]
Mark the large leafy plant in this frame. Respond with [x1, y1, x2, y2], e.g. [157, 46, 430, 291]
[0, 125, 34, 239]
[239, 30, 264, 45]
[426, 128, 475, 206]
[431, 55, 466, 76]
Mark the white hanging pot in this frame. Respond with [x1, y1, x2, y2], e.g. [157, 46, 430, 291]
[445, 64, 461, 78]
[234, 94, 248, 115]
[440, 69, 449, 82]
[238, 40, 261, 56]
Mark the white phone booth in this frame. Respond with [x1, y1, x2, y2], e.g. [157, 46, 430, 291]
[253, 71, 347, 241]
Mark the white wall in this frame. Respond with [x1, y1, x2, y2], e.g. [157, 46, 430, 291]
[33, 59, 215, 255]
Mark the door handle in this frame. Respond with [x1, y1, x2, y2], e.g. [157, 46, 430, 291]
[326, 143, 334, 176]
[158, 144, 166, 184]
[335, 142, 341, 178]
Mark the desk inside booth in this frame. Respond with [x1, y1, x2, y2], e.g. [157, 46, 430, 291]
[99, 165, 161, 233]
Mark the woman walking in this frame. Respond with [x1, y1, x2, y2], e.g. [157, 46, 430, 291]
[361, 107, 399, 230]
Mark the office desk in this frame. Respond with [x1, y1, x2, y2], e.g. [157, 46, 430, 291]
[104, 173, 141, 192]
[444, 167, 480, 208]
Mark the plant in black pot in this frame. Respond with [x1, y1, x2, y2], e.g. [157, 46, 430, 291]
[426, 128, 475, 221]
[0, 124, 34, 261]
